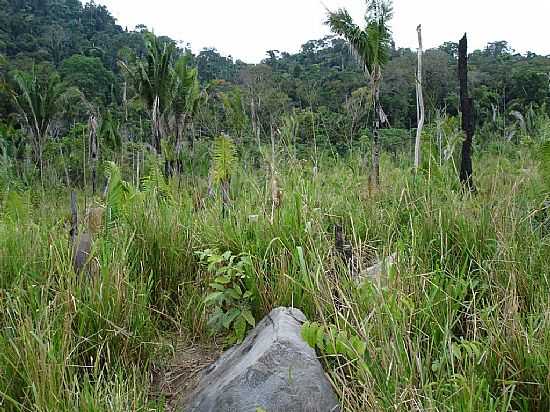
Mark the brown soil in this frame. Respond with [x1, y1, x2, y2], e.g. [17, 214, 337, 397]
[151, 340, 222, 411]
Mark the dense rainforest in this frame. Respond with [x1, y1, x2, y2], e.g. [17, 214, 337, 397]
[1, 1, 550, 411]
[1, 0, 549, 183]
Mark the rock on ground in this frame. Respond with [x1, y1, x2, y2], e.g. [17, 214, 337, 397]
[358, 252, 397, 287]
[182, 307, 340, 412]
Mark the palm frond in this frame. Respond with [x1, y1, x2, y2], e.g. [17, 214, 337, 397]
[104, 161, 132, 225]
[326, 1, 393, 77]
[141, 161, 173, 202]
[326, 9, 372, 76]
[212, 134, 237, 184]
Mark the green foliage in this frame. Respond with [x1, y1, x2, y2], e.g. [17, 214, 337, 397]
[221, 88, 248, 137]
[2, 2, 550, 410]
[99, 110, 121, 151]
[196, 249, 256, 344]
[104, 161, 134, 224]
[59, 55, 115, 105]
[11, 67, 64, 141]
[302, 321, 367, 361]
[211, 134, 237, 184]
[326, 0, 393, 76]
[104, 160, 172, 226]
[121, 32, 174, 110]
[171, 54, 202, 121]
[540, 140, 550, 193]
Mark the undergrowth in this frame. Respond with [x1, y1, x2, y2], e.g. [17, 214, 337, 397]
[0, 141, 549, 411]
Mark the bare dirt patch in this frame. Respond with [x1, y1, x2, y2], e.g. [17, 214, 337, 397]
[151, 340, 222, 411]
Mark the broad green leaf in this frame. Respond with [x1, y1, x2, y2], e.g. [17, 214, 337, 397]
[234, 316, 247, 343]
[241, 309, 255, 327]
[209, 283, 225, 291]
[350, 336, 367, 358]
[215, 275, 231, 285]
[204, 291, 223, 305]
[301, 322, 317, 348]
[226, 288, 242, 300]
[223, 308, 241, 329]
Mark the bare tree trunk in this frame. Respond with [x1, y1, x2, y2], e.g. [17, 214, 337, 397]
[70, 191, 78, 245]
[136, 149, 141, 187]
[458, 34, 475, 192]
[59, 145, 70, 187]
[152, 96, 162, 153]
[371, 83, 381, 188]
[89, 114, 99, 195]
[414, 25, 425, 171]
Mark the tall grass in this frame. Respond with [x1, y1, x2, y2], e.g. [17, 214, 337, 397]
[0, 138, 549, 411]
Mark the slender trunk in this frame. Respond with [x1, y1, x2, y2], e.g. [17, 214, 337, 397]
[414, 25, 425, 171]
[59, 145, 70, 187]
[371, 83, 381, 187]
[38, 138, 44, 187]
[458, 34, 475, 192]
[221, 179, 230, 218]
[136, 149, 140, 187]
[123, 81, 128, 122]
[70, 191, 78, 245]
[311, 110, 318, 175]
[89, 115, 99, 195]
[152, 96, 162, 153]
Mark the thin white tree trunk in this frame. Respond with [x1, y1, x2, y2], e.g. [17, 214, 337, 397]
[414, 24, 425, 171]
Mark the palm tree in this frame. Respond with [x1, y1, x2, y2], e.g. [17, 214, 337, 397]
[326, 0, 393, 186]
[10, 68, 64, 183]
[169, 54, 202, 154]
[121, 32, 175, 153]
[121, 34, 203, 175]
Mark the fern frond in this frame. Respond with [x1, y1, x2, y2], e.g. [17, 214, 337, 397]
[104, 161, 132, 224]
[141, 162, 173, 202]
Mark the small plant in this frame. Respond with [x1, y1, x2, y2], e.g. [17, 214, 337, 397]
[302, 321, 367, 362]
[196, 249, 256, 344]
[211, 134, 237, 217]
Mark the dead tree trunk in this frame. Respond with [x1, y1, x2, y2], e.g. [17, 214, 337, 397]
[458, 34, 475, 192]
[371, 83, 382, 188]
[70, 191, 78, 245]
[88, 114, 99, 195]
[414, 25, 425, 171]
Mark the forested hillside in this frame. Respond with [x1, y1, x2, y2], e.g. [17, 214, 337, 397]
[1, 0, 549, 161]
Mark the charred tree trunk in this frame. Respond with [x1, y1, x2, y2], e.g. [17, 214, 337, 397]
[458, 34, 475, 192]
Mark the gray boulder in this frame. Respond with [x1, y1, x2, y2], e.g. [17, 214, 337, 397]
[183, 307, 340, 412]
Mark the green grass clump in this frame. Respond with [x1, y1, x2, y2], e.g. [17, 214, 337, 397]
[0, 139, 549, 411]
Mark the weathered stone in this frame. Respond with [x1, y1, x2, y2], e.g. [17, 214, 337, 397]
[183, 307, 340, 412]
[358, 252, 397, 287]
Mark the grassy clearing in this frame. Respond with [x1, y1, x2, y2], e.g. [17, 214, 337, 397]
[0, 142, 549, 411]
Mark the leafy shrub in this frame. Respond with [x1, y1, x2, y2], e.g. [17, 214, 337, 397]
[196, 249, 256, 344]
[302, 321, 367, 363]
